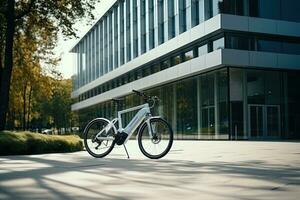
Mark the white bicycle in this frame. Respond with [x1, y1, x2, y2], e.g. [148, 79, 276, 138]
[83, 90, 173, 159]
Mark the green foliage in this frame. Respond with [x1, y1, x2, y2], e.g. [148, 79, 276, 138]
[0, 0, 99, 130]
[0, 131, 83, 156]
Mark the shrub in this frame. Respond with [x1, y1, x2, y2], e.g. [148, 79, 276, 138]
[0, 131, 83, 156]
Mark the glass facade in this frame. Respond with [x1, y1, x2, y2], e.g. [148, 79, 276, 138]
[79, 68, 229, 140]
[78, 68, 300, 140]
[229, 68, 300, 140]
[71, 1, 300, 140]
[71, 0, 300, 90]
[74, 32, 300, 104]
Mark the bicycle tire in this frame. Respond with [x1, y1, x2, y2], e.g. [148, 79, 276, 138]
[138, 118, 173, 159]
[83, 118, 116, 158]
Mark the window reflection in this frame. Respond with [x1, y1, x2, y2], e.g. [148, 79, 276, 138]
[213, 37, 225, 51]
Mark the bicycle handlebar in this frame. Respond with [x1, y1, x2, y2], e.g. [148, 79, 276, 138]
[132, 90, 160, 102]
[132, 90, 146, 97]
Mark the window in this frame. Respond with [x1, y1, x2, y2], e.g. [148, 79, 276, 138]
[114, 7, 119, 68]
[226, 35, 252, 50]
[179, 0, 186, 33]
[126, 0, 131, 61]
[171, 55, 181, 66]
[100, 21, 104, 75]
[133, 0, 138, 58]
[120, 2, 125, 65]
[158, 0, 164, 44]
[142, 66, 151, 77]
[184, 50, 194, 61]
[249, 0, 280, 20]
[149, 0, 155, 49]
[218, 0, 244, 15]
[198, 44, 208, 56]
[213, 37, 225, 50]
[212, 0, 221, 17]
[104, 17, 108, 74]
[109, 12, 113, 71]
[161, 59, 170, 70]
[168, 0, 175, 39]
[191, 0, 200, 27]
[176, 78, 198, 137]
[281, 0, 300, 22]
[129, 71, 135, 82]
[140, 0, 146, 54]
[257, 39, 281, 53]
[137, 69, 143, 79]
[151, 64, 161, 73]
[95, 25, 100, 78]
[282, 41, 300, 55]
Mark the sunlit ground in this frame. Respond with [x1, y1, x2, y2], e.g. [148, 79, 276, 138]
[0, 140, 300, 200]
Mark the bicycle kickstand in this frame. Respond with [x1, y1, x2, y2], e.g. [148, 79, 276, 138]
[123, 144, 130, 159]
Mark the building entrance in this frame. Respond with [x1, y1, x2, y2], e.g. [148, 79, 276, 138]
[248, 105, 281, 139]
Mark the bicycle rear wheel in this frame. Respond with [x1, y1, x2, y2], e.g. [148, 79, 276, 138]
[83, 118, 116, 158]
[138, 118, 173, 159]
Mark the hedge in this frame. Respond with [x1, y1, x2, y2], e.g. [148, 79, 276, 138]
[0, 131, 83, 156]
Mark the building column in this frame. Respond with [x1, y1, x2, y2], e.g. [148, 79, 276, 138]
[174, 0, 179, 36]
[124, 0, 127, 63]
[101, 21, 104, 76]
[130, 0, 134, 60]
[283, 72, 289, 138]
[186, 0, 192, 30]
[243, 69, 248, 139]
[197, 77, 202, 139]
[137, 0, 142, 56]
[109, 13, 112, 72]
[163, 0, 168, 42]
[145, 0, 150, 52]
[117, 5, 121, 67]
[85, 35, 88, 84]
[112, 10, 115, 70]
[154, 0, 159, 47]
[94, 28, 97, 79]
[214, 72, 219, 139]
[172, 83, 177, 138]
[96, 24, 100, 77]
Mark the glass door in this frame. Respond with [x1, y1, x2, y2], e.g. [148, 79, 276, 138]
[266, 105, 280, 137]
[248, 105, 264, 138]
[248, 104, 281, 138]
[201, 106, 215, 134]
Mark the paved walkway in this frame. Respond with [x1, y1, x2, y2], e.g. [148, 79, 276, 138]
[0, 141, 300, 200]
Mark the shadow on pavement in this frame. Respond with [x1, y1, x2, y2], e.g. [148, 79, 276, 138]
[0, 152, 300, 199]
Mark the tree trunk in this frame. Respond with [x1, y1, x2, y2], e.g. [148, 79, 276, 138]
[22, 82, 27, 131]
[26, 85, 32, 130]
[0, 55, 2, 90]
[0, 0, 15, 131]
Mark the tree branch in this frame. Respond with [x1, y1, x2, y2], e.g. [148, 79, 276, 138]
[14, 0, 36, 20]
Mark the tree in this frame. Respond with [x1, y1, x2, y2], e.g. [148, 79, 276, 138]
[51, 79, 73, 132]
[0, 0, 98, 131]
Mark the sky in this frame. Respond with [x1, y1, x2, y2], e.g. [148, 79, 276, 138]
[53, 1, 102, 79]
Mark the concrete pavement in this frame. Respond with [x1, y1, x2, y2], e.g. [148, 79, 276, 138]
[0, 140, 300, 200]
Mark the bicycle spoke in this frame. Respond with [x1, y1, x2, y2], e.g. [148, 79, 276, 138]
[84, 119, 116, 158]
[138, 118, 173, 159]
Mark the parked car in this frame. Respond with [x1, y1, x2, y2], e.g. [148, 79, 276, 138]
[42, 129, 52, 135]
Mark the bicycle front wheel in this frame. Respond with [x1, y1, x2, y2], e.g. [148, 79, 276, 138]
[138, 118, 173, 159]
[83, 118, 116, 158]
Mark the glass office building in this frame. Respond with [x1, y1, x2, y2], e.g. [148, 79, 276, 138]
[70, 0, 300, 140]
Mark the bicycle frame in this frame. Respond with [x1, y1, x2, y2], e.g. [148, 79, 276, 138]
[95, 103, 155, 144]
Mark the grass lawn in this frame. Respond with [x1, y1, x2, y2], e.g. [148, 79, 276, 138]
[0, 131, 83, 156]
